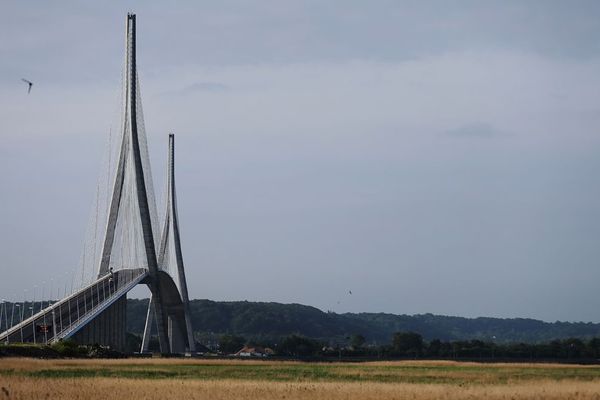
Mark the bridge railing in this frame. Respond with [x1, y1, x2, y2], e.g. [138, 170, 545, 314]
[0, 268, 148, 345]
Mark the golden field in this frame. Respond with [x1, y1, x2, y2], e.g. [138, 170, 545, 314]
[2, 358, 600, 399]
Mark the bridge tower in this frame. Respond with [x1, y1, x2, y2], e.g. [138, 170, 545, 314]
[95, 13, 169, 352]
[0, 13, 195, 354]
[141, 134, 196, 353]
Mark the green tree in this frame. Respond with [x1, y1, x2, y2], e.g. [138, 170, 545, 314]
[427, 339, 442, 357]
[392, 331, 423, 357]
[350, 334, 366, 349]
[278, 335, 322, 357]
[125, 332, 142, 353]
[218, 334, 246, 354]
[588, 337, 600, 358]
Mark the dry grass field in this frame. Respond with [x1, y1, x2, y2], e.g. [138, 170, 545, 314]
[1, 358, 600, 399]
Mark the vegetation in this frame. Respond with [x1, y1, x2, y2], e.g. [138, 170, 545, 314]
[2, 359, 600, 399]
[383, 332, 600, 361]
[0, 340, 124, 358]
[278, 335, 322, 357]
[121, 299, 600, 361]
[218, 334, 246, 354]
[252, 331, 600, 361]
[4, 358, 600, 383]
[125, 299, 600, 344]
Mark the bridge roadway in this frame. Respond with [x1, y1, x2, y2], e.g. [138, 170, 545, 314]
[0, 268, 148, 347]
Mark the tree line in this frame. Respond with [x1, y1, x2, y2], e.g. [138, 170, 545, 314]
[125, 299, 600, 345]
[212, 331, 600, 361]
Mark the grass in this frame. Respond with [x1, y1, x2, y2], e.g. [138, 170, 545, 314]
[3, 359, 600, 384]
[2, 359, 600, 399]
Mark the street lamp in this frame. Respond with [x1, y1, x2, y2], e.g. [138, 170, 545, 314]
[7, 301, 18, 344]
[0, 299, 5, 333]
[39, 282, 45, 313]
[49, 277, 54, 303]
[12, 303, 22, 342]
[10, 303, 16, 330]
[30, 306, 35, 344]
[51, 309, 57, 343]
[20, 289, 27, 342]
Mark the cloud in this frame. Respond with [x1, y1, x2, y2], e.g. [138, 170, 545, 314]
[162, 82, 229, 96]
[3, 2, 600, 323]
[444, 123, 505, 138]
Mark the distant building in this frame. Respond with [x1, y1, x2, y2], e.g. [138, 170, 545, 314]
[234, 345, 274, 357]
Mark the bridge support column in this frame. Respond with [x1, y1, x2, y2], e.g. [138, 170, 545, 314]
[72, 296, 127, 351]
[140, 295, 154, 352]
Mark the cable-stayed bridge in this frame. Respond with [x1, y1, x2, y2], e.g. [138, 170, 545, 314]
[0, 14, 195, 354]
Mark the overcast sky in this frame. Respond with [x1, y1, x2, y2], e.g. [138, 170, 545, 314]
[1, 1, 600, 322]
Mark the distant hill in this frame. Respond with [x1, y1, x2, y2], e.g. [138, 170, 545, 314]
[126, 299, 600, 344]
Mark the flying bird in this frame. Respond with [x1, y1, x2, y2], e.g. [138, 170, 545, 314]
[348, 290, 352, 295]
[21, 78, 33, 94]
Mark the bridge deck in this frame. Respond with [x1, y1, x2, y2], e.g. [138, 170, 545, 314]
[0, 268, 148, 345]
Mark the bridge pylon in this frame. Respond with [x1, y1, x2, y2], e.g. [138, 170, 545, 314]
[141, 134, 196, 353]
[0, 13, 196, 354]
[96, 13, 169, 352]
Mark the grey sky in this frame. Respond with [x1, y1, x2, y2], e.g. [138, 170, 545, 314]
[1, 1, 600, 323]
